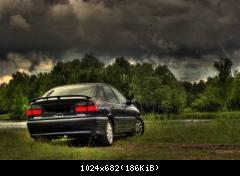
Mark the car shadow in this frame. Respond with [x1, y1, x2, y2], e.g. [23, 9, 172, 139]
[50, 135, 130, 148]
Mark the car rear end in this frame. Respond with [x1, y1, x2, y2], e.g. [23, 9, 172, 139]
[27, 85, 108, 139]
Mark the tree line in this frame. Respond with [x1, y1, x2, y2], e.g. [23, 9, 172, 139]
[0, 54, 238, 119]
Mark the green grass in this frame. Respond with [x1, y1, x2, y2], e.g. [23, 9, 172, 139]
[0, 114, 10, 121]
[144, 111, 240, 120]
[0, 119, 240, 160]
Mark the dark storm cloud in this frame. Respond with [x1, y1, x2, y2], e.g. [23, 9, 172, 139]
[1, 0, 240, 81]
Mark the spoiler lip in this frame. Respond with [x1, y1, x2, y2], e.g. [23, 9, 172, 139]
[31, 95, 92, 103]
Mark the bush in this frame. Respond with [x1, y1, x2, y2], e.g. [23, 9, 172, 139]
[183, 107, 194, 113]
[9, 88, 28, 120]
[191, 86, 222, 112]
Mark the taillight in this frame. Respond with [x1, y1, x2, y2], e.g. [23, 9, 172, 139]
[26, 109, 42, 117]
[75, 105, 98, 113]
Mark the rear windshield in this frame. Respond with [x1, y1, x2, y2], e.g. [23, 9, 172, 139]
[42, 85, 95, 97]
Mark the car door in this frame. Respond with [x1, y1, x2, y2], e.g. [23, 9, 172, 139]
[100, 86, 126, 133]
[111, 87, 136, 132]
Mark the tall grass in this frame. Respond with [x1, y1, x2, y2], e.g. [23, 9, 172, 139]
[139, 119, 240, 144]
[144, 111, 240, 120]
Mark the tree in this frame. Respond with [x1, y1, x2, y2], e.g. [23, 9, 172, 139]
[214, 57, 233, 110]
[229, 71, 240, 110]
[129, 63, 154, 111]
[0, 84, 8, 113]
[80, 53, 104, 69]
[9, 85, 28, 120]
[181, 80, 207, 107]
[4, 53, 240, 116]
[160, 85, 186, 114]
[104, 57, 132, 96]
[132, 76, 163, 112]
[154, 65, 177, 85]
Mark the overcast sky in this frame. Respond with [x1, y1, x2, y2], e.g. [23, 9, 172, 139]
[1, 0, 240, 83]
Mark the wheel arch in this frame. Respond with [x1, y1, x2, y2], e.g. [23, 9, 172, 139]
[108, 115, 115, 133]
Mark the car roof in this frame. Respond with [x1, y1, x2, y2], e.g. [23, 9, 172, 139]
[50, 83, 111, 89]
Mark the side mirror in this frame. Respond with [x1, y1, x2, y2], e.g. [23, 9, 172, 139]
[126, 98, 136, 106]
[126, 99, 131, 106]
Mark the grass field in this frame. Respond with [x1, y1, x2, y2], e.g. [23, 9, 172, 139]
[0, 119, 240, 160]
[144, 111, 240, 120]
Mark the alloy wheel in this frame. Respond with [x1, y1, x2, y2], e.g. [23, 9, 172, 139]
[134, 119, 144, 136]
[106, 122, 113, 144]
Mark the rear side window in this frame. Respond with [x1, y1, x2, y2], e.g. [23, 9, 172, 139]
[43, 85, 95, 97]
[112, 87, 127, 104]
[101, 86, 119, 104]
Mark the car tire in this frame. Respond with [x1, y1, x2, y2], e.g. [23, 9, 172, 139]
[133, 118, 144, 136]
[100, 120, 114, 146]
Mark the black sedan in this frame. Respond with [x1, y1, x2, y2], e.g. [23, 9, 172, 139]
[27, 83, 144, 146]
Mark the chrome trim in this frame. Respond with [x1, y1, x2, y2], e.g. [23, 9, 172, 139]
[28, 116, 108, 123]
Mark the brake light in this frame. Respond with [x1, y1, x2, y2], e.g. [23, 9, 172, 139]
[75, 105, 98, 113]
[26, 109, 42, 116]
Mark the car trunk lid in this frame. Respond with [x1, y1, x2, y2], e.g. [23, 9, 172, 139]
[29, 96, 97, 119]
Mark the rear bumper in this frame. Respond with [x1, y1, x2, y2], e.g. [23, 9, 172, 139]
[27, 117, 108, 138]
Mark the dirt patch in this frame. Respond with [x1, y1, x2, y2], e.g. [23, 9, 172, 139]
[168, 144, 240, 150]
[215, 150, 240, 155]
[113, 142, 240, 153]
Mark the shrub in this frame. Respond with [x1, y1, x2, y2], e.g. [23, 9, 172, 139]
[9, 88, 28, 120]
